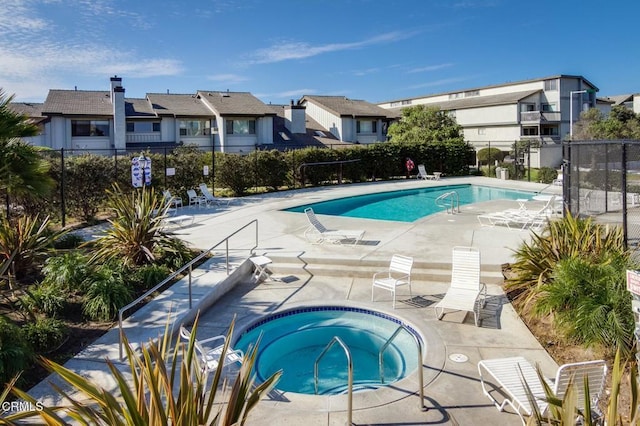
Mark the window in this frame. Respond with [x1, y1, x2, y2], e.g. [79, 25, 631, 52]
[522, 126, 539, 136]
[447, 110, 456, 118]
[477, 128, 486, 135]
[71, 120, 109, 137]
[521, 103, 536, 112]
[356, 120, 377, 133]
[464, 90, 479, 97]
[390, 101, 401, 107]
[541, 103, 557, 112]
[225, 119, 256, 135]
[448, 92, 463, 100]
[544, 79, 558, 91]
[126, 121, 161, 132]
[541, 126, 559, 136]
[401, 100, 412, 105]
[179, 120, 211, 136]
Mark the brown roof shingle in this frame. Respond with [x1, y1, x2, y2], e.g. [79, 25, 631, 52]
[42, 90, 114, 115]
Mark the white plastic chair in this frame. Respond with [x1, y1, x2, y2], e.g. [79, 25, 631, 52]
[179, 326, 243, 386]
[371, 254, 414, 308]
[198, 183, 231, 207]
[434, 246, 486, 326]
[163, 190, 183, 211]
[187, 189, 206, 207]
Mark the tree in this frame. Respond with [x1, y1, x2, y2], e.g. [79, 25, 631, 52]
[0, 89, 54, 207]
[573, 105, 640, 140]
[386, 105, 464, 144]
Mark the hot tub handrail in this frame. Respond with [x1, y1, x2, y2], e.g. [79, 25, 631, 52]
[314, 336, 353, 425]
[379, 325, 427, 411]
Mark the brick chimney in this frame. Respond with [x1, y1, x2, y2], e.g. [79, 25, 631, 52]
[110, 76, 126, 150]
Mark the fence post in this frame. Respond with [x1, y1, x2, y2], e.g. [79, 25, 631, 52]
[60, 148, 66, 228]
[622, 142, 628, 248]
[164, 147, 167, 188]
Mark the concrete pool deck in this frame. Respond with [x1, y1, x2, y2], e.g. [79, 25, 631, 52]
[26, 176, 564, 425]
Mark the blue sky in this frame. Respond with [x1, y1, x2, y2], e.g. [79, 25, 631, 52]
[2, 0, 639, 105]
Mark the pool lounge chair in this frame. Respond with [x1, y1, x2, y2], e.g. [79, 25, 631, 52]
[434, 246, 486, 326]
[477, 196, 556, 231]
[199, 183, 231, 207]
[179, 326, 244, 387]
[417, 164, 440, 180]
[371, 254, 413, 308]
[478, 357, 607, 424]
[304, 208, 365, 245]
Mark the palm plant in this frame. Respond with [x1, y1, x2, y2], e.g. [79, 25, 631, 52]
[6, 316, 281, 425]
[534, 256, 635, 358]
[505, 212, 629, 315]
[90, 184, 181, 267]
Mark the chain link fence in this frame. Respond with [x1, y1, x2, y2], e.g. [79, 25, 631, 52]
[564, 140, 640, 247]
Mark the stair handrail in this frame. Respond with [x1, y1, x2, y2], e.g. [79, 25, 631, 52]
[378, 325, 427, 411]
[118, 219, 259, 360]
[314, 336, 353, 424]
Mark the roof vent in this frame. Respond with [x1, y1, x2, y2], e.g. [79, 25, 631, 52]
[221, 92, 230, 97]
[314, 130, 327, 137]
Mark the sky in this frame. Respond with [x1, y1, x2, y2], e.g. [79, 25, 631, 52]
[2, 0, 639, 105]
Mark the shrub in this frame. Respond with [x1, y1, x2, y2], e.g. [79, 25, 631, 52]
[20, 283, 67, 317]
[0, 315, 32, 385]
[476, 147, 505, 165]
[538, 167, 558, 184]
[64, 154, 115, 222]
[22, 318, 68, 354]
[250, 149, 287, 191]
[130, 264, 171, 290]
[534, 256, 635, 358]
[82, 265, 133, 322]
[214, 153, 253, 196]
[155, 237, 194, 270]
[41, 251, 90, 291]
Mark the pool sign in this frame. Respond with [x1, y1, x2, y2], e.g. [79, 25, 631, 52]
[131, 156, 151, 188]
[627, 270, 640, 296]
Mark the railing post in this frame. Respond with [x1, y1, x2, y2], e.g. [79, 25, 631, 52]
[226, 239, 230, 275]
[188, 264, 193, 309]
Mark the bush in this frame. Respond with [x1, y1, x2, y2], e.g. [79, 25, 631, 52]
[82, 265, 133, 322]
[250, 149, 287, 191]
[214, 153, 253, 196]
[476, 147, 505, 165]
[20, 283, 67, 317]
[22, 318, 68, 354]
[41, 251, 90, 291]
[0, 315, 32, 385]
[538, 167, 557, 184]
[155, 238, 194, 270]
[64, 154, 115, 222]
[53, 233, 85, 250]
[130, 264, 171, 290]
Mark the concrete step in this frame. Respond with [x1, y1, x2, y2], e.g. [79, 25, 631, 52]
[262, 254, 505, 285]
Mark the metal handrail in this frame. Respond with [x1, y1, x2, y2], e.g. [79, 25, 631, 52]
[118, 219, 259, 360]
[378, 326, 427, 411]
[435, 191, 459, 214]
[314, 336, 353, 425]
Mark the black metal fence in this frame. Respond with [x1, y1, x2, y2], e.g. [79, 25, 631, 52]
[564, 140, 640, 247]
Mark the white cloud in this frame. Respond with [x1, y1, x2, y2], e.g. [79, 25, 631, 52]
[407, 63, 454, 73]
[408, 77, 468, 90]
[248, 31, 417, 64]
[206, 74, 249, 84]
[255, 88, 316, 100]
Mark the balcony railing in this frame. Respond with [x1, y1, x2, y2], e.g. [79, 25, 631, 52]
[520, 111, 562, 123]
[126, 133, 162, 143]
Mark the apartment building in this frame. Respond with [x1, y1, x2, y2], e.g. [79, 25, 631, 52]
[378, 75, 599, 168]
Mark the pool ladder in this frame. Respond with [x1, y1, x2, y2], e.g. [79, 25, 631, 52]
[435, 191, 460, 214]
[314, 327, 426, 425]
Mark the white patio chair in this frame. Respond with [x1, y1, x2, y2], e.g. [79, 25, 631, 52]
[478, 357, 607, 424]
[371, 254, 413, 308]
[303, 207, 365, 245]
[163, 190, 183, 211]
[434, 246, 486, 326]
[417, 164, 439, 180]
[187, 189, 206, 208]
[198, 183, 231, 207]
[179, 326, 244, 386]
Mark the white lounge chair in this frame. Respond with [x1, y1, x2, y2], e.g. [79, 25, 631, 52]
[417, 164, 440, 180]
[478, 357, 607, 424]
[434, 246, 486, 326]
[163, 190, 183, 211]
[303, 208, 365, 245]
[477, 196, 556, 231]
[198, 183, 231, 207]
[371, 254, 413, 308]
[179, 326, 244, 386]
[187, 189, 206, 208]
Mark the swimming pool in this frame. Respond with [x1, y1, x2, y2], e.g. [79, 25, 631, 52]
[285, 184, 536, 222]
[234, 306, 421, 395]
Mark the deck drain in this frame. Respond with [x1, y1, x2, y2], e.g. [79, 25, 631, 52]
[449, 353, 469, 363]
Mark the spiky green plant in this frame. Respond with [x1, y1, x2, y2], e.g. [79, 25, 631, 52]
[534, 256, 635, 358]
[82, 264, 133, 322]
[0, 214, 64, 285]
[90, 184, 182, 267]
[6, 316, 281, 425]
[505, 212, 629, 315]
[41, 251, 90, 291]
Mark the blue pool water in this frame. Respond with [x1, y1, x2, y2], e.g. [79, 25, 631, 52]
[234, 307, 421, 395]
[285, 184, 536, 222]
